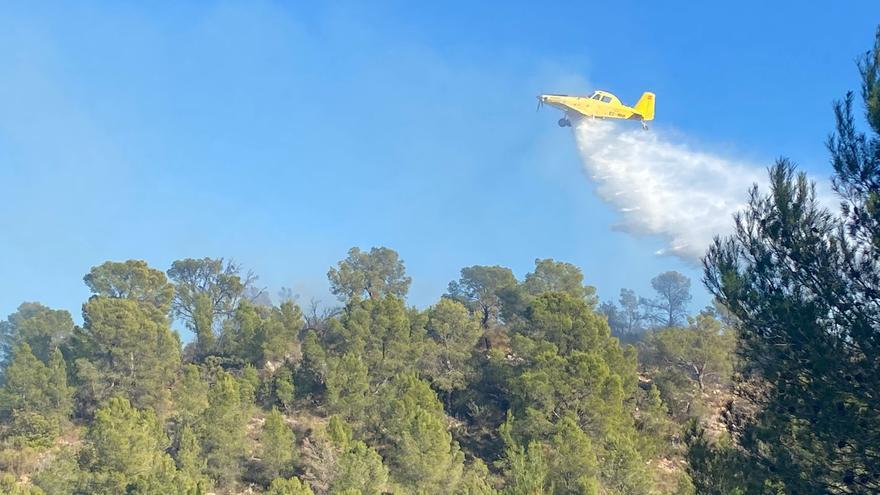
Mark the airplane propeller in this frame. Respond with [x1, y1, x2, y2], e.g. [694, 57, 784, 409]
[536, 96, 544, 112]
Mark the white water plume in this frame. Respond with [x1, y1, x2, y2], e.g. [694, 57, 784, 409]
[573, 118, 765, 262]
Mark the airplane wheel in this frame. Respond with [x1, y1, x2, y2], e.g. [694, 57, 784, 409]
[558, 118, 568, 127]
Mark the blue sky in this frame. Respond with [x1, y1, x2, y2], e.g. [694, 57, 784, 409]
[1, 1, 877, 333]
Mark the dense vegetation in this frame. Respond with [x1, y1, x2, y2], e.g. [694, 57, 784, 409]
[1, 24, 878, 495]
[0, 248, 728, 494]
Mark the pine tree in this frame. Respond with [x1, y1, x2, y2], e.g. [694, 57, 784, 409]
[378, 374, 464, 493]
[296, 330, 328, 398]
[423, 299, 482, 408]
[197, 372, 246, 487]
[326, 353, 371, 426]
[266, 476, 315, 495]
[501, 439, 549, 495]
[77, 397, 196, 494]
[0, 302, 73, 365]
[173, 364, 209, 425]
[31, 448, 80, 494]
[260, 407, 296, 484]
[504, 292, 650, 494]
[633, 385, 677, 459]
[445, 265, 518, 329]
[1, 343, 52, 415]
[273, 365, 296, 413]
[192, 293, 215, 360]
[457, 459, 497, 495]
[698, 28, 880, 493]
[0, 473, 46, 494]
[174, 424, 208, 488]
[238, 364, 259, 408]
[73, 296, 180, 415]
[523, 258, 597, 306]
[0, 343, 70, 446]
[328, 296, 424, 385]
[46, 348, 73, 421]
[220, 300, 261, 362]
[262, 300, 303, 363]
[331, 441, 389, 495]
[546, 417, 599, 495]
[83, 260, 174, 313]
[328, 247, 412, 302]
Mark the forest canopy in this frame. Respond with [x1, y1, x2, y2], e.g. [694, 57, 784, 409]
[1, 22, 879, 495]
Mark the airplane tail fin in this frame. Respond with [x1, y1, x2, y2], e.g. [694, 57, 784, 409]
[633, 92, 655, 121]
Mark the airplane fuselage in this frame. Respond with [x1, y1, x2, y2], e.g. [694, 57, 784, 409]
[540, 94, 640, 120]
[538, 90, 655, 128]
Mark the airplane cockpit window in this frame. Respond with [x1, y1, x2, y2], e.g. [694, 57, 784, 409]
[601, 96, 612, 103]
[592, 94, 601, 100]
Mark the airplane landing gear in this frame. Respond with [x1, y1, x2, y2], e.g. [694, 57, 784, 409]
[558, 118, 572, 128]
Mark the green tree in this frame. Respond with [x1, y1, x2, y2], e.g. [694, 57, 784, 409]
[327, 415, 353, 450]
[72, 296, 180, 414]
[545, 417, 599, 495]
[423, 299, 482, 407]
[0, 302, 73, 364]
[698, 29, 880, 494]
[504, 293, 650, 494]
[600, 289, 644, 337]
[262, 300, 304, 363]
[267, 476, 315, 495]
[191, 293, 216, 359]
[197, 372, 246, 487]
[684, 422, 757, 495]
[501, 433, 549, 495]
[633, 385, 677, 459]
[219, 299, 261, 363]
[327, 296, 423, 385]
[238, 363, 260, 408]
[523, 259, 597, 307]
[457, 459, 497, 495]
[1, 344, 53, 416]
[83, 260, 174, 314]
[272, 365, 296, 413]
[641, 314, 734, 419]
[296, 330, 328, 398]
[172, 364, 209, 426]
[77, 397, 198, 494]
[0, 473, 45, 494]
[326, 353, 371, 425]
[0, 344, 72, 446]
[260, 407, 296, 484]
[446, 266, 517, 328]
[168, 258, 260, 361]
[643, 271, 692, 328]
[167, 257, 250, 323]
[216, 299, 301, 366]
[32, 448, 80, 494]
[331, 441, 389, 495]
[174, 423, 208, 489]
[378, 374, 464, 493]
[46, 348, 73, 420]
[328, 247, 411, 301]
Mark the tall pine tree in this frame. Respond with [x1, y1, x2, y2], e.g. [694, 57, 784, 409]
[700, 27, 880, 494]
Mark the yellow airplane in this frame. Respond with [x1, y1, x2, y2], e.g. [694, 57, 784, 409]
[537, 90, 655, 129]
